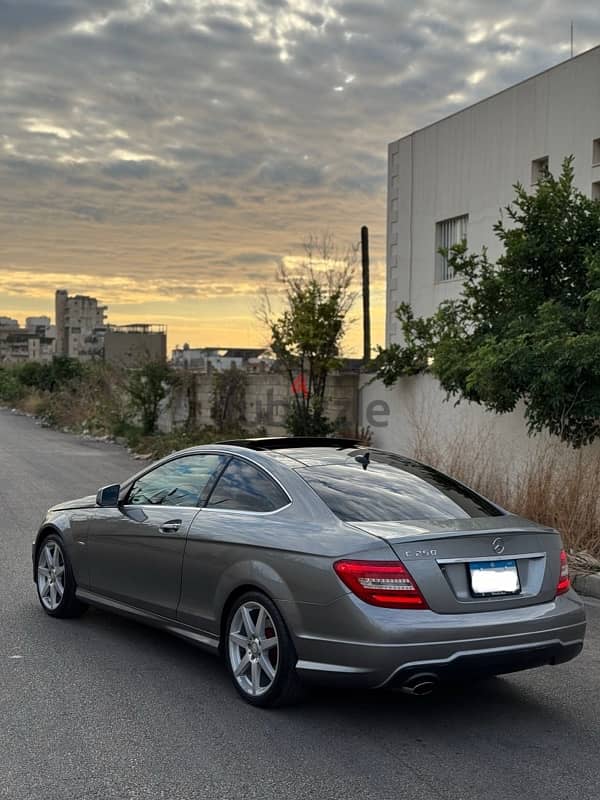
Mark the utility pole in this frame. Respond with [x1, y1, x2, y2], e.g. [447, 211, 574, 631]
[570, 21, 574, 58]
[361, 225, 371, 364]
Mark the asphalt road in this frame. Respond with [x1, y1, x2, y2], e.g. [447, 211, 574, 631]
[1, 408, 599, 800]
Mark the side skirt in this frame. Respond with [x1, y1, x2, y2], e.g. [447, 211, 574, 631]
[76, 588, 221, 654]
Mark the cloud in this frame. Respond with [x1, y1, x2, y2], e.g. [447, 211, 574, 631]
[0, 0, 125, 43]
[0, 267, 265, 304]
[2, 0, 600, 349]
[102, 160, 159, 179]
[206, 192, 237, 207]
[233, 251, 278, 264]
[256, 159, 324, 187]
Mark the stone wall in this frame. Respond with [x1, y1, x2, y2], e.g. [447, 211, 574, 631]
[159, 368, 360, 435]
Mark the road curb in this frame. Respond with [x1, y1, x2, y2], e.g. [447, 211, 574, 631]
[573, 573, 600, 600]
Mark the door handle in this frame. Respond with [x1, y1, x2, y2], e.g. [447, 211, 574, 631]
[159, 520, 182, 534]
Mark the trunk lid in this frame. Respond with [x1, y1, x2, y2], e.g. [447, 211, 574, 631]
[348, 516, 563, 613]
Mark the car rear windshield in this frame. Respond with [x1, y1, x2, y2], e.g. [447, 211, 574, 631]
[297, 453, 502, 522]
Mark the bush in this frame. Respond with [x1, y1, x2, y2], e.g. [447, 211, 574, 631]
[133, 425, 267, 459]
[18, 357, 84, 393]
[285, 403, 335, 436]
[0, 367, 24, 404]
[37, 362, 127, 434]
[0, 357, 86, 406]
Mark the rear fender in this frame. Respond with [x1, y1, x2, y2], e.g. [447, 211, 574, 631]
[213, 543, 398, 645]
[214, 558, 296, 629]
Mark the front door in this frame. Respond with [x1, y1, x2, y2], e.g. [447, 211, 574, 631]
[87, 453, 226, 618]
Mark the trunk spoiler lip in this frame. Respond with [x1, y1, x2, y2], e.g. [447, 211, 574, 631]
[434, 550, 547, 565]
[345, 519, 558, 545]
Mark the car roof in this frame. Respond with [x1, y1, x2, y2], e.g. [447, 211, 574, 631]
[219, 436, 363, 451]
[177, 436, 479, 476]
[172, 437, 367, 468]
[218, 437, 367, 467]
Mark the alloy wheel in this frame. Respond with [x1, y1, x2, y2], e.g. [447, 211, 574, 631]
[37, 541, 66, 611]
[228, 601, 280, 697]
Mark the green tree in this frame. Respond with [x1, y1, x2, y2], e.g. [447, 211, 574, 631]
[211, 366, 247, 433]
[374, 157, 600, 447]
[261, 234, 357, 436]
[127, 361, 176, 435]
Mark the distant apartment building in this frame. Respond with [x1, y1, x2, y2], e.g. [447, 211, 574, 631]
[0, 317, 19, 329]
[25, 316, 51, 332]
[170, 345, 275, 372]
[103, 324, 167, 368]
[55, 290, 107, 360]
[0, 325, 55, 363]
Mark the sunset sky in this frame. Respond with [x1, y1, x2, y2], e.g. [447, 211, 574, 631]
[2, 0, 599, 354]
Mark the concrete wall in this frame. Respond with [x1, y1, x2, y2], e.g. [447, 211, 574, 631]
[104, 331, 167, 368]
[359, 373, 600, 495]
[360, 373, 531, 461]
[159, 369, 360, 435]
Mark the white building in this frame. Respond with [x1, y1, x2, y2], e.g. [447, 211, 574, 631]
[386, 44, 600, 334]
[171, 345, 275, 372]
[25, 316, 51, 333]
[362, 44, 600, 461]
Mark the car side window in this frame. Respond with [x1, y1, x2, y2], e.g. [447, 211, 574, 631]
[206, 457, 289, 513]
[127, 454, 226, 508]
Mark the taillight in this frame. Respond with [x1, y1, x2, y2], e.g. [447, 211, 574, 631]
[333, 560, 428, 609]
[556, 549, 570, 596]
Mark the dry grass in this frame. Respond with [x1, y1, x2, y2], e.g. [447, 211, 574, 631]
[18, 392, 49, 417]
[408, 415, 600, 559]
[30, 366, 128, 434]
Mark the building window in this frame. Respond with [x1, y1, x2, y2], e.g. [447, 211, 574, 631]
[435, 214, 468, 282]
[593, 182, 600, 201]
[593, 139, 600, 166]
[531, 156, 549, 184]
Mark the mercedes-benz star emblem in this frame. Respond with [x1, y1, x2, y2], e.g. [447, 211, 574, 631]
[492, 537, 505, 555]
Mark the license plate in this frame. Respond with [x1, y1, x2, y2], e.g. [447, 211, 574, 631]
[469, 560, 520, 596]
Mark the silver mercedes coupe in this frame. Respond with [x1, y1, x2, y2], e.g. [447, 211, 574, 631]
[33, 437, 586, 707]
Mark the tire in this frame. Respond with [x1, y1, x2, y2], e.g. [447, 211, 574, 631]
[224, 591, 302, 708]
[35, 534, 87, 619]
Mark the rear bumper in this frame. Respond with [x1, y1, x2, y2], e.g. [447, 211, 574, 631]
[383, 640, 583, 689]
[284, 591, 586, 688]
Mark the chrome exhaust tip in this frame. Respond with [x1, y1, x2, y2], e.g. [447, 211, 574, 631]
[400, 673, 439, 696]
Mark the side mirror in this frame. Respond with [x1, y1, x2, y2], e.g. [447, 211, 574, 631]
[96, 483, 121, 508]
